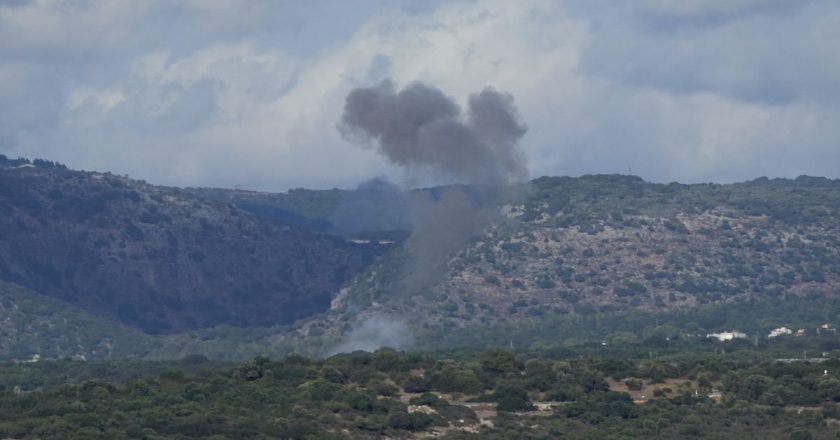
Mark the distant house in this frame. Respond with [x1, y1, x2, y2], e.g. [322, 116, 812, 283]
[817, 323, 837, 335]
[768, 327, 792, 338]
[706, 331, 747, 342]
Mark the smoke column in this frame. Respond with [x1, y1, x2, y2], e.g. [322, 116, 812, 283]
[333, 79, 528, 352]
[340, 79, 529, 287]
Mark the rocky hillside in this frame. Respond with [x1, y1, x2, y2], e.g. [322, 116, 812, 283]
[0, 156, 385, 333]
[317, 175, 840, 335]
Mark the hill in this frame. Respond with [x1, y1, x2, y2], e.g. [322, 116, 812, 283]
[0, 155, 386, 334]
[186, 177, 412, 236]
[0, 281, 157, 361]
[4, 154, 840, 360]
[314, 174, 840, 343]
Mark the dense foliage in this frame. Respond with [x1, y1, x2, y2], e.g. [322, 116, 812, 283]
[4, 157, 840, 437]
[0, 282, 156, 360]
[4, 275, 840, 364]
[3, 349, 840, 439]
[0, 163, 383, 333]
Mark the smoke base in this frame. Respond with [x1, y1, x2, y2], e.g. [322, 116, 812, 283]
[328, 314, 414, 355]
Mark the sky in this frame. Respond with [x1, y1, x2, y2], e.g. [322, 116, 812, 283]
[1, 0, 839, 190]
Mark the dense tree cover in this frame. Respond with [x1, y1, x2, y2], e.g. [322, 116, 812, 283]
[0, 165, 385, 334]
[414, 296, 840, 360]
[198, 174, 840, 234]
[0, 282, 158, 361]
[525, 174, 840, 228]
[4, 276, 840, 366]
[0, 154, 66, 169]
[0, 355, 228, 392]
[147, 296, 840, 365]
[3, 349, 840, 439]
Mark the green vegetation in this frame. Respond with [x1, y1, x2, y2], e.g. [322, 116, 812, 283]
[319, 173, 840, 339]
[3, 349, 840, 439]
[4, 161, 840, 437]
[0, 164, 383, 334]
[4, 160, 840, 352]
[525, 174, 840, 228]
[0, 282, 157, 361]
[414, 295, 840, 358]
[5, 274, 840, 364]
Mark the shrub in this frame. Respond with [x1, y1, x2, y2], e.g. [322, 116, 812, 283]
[625, 379, 643, 391]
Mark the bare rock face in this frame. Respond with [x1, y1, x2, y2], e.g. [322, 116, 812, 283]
[0, 158, 382, 333]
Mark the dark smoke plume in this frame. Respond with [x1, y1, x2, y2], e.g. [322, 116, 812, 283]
[340, 80, 528, 185]
[333, 80, 529, 351]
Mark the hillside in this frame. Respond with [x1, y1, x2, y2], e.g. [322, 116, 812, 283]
[187, 177, 412, 236]
[0, 156, 386, 334]
[3, 154, 840, 359]
[0, 281, 156, 361]
[315, 175, 840, 340]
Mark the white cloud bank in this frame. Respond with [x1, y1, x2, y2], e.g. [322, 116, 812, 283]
[1, 0, 838, 189]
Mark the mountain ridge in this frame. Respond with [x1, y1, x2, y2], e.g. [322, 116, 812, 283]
[3, 154, 840, 360]
[0, 155, 386, 334]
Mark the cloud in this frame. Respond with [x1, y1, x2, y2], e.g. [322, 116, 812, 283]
[629, 0, 807, 21]
[575, 0, 840, 105]
[0, 0, 838, 189]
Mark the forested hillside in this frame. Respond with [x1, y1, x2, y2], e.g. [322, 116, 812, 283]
[3, 155, 840, 361]
[0, 281, 157, 360]
[0, 156, 385, 334]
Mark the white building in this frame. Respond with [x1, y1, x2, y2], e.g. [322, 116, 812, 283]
[768, 327, 792, 338]
[706, 331, 747, 342]
[818, 323, 837, 335]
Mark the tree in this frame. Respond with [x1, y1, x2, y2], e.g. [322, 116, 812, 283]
[494, 382, 533, 412]
[478, 349, 519, 375]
